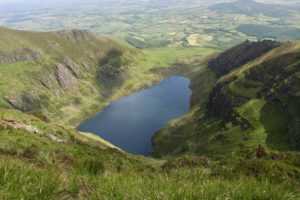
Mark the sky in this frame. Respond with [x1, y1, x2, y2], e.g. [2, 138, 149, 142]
[0, 0, 99, 11]
[0, 0, 298, 9]
[0, 0, 91, 7]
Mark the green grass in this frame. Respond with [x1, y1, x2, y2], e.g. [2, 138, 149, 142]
[0, 161, 63, 200]
[0, 158, 298, 200]
[133, 47, 214, 73]
[227, 76, 263, 99]
[1, 106, 300, 199]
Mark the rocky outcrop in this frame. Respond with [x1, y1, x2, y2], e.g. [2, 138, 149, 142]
[36, 58, 80, 91]
[3, 97, 25, 110]
[0, 118, 68, 144]
[63, 57, 81, 78]
[0, 48, 43, 65]
[48, 134, 68, 144]
[3, 94, 42, 111]
[54, 29, 95, 42]
[0, 119, 39, 134]
[55, 63, 77, 91]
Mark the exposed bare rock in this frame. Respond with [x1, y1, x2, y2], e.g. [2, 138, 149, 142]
[48, 134, 68, 144]
[4, 93, 42, 112]
[0, 119, 39, 134]
[3, 94, 41, 111]
[0, 48, 43, 65]
[55, 63, 77, 91]
[0, 119, 67, 144]
[63, 57, 81, 78]
[3, 97, 24, 110]
[54, 29, 95, 42]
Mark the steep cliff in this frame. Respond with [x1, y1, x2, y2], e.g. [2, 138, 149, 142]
[152, 41, 300, 158]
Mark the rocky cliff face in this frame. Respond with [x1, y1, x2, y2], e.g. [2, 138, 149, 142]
[207, 45, 300, 149]
[205, 41, 280, 119]
[208, 40, 279, 77]
[152, 41, 300, 158]
[206, 79, 247, 119]
[247, 52, 300, 149]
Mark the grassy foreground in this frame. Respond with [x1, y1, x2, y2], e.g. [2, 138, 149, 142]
[1, 108, 300, 199]
[1, 160, 298, 200]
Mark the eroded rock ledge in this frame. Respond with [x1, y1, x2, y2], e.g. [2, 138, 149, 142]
[0, 48, 43, 65]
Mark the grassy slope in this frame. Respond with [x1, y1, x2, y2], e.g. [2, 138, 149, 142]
[1, 109, 299, 199]
[0, 27, 140, 126]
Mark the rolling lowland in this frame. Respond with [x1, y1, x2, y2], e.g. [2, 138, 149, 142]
[0, 0, 300, 199]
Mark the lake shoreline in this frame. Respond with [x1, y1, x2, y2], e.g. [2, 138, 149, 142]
[77, 76, 192, 156]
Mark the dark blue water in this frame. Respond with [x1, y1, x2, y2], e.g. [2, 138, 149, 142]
[77, 76, 191, 156]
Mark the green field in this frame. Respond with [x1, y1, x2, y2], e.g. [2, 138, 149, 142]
[1, 0, 300, 51]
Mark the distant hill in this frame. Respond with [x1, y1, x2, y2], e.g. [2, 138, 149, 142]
[210, 0, 298, 17]
[237, 24, 300, 41]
